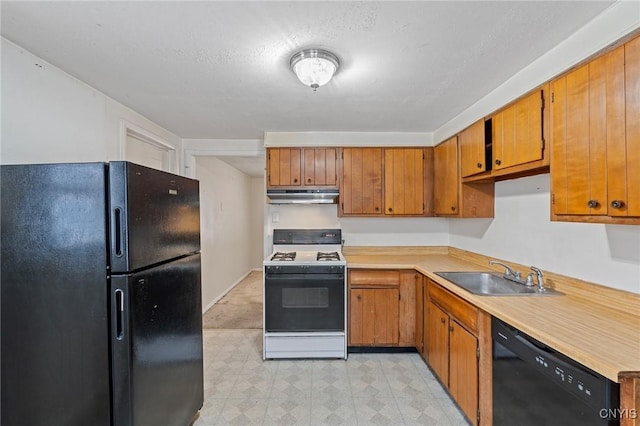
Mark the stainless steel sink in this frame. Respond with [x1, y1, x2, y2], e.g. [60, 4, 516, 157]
[434, 272, 563, 296]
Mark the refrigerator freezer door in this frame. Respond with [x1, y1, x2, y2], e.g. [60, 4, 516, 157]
[1, 163, 111, 426]
[109, 162, 200, 273]
[110, 253, 203, 426]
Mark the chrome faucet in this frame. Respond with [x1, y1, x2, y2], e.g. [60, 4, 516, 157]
[489, 260, 524, 283]
[530, 266, 546, 292]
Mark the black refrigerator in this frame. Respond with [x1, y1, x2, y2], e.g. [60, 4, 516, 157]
[1, 162, 204, 426]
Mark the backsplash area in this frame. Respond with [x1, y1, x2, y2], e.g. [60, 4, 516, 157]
[264, 203, 449, 252]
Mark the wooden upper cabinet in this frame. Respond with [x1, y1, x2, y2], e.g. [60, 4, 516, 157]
[384, 148, 426, 215]
[493, 90, 544, 171]
[435, 137, 493, 218]
[459, 119, 487, 178]
[267, 148, 301, 187]
[434, 136, 460, 215]
[303, 148, 337, 186]
[551, 41, 640, 219]
[616, 35, 640, 217]
[268, 147, 338, 188]
[340, 147, 384, 215]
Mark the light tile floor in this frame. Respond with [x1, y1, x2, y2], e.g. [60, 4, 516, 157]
[193, 329, 470, 426]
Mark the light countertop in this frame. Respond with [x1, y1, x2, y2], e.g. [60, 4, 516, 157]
[345, 251, 640, 383]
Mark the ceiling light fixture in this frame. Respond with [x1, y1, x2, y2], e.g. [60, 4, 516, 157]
[289, 49, 340, 92]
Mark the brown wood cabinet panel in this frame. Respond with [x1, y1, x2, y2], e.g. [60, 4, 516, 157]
[449, 320, 479, 426]
[493, 90, 544, 171]
[349, 289, 365, 346]
[374, 288, 400, 345]
[435, 136, 494, 218]
[434, 136, 459, 215]
[460, 120, 487, 178]
[267, 148, 301, 187]
[415, 274, 425, 354]
[619, 36, 640, 217]
[303, 148, 337, 186]
[341, 148, 383, 215]
[384, 148, 425, 215]
[348, 269, 401, 346]
[349, 270, 399, 287]
[430, 283, 478, 334]
[398, 271, 418, 347]
[428, 301, 449, 385]
[551, 44, 628, 218]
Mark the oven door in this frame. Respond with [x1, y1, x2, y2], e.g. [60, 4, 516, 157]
[264, 272, 345, 332]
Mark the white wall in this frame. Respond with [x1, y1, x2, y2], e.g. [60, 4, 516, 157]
[1, 38, 182, 168]
[250, 177, 266, 268]
[265, 203, 450, 253]
[450, 175, 640, 294]
[434, 0, 640, 142]
[196, 156, 258, 311]
[439, 2, 640, 294]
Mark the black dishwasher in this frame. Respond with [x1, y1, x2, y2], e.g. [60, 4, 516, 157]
[492, 318, 620, 425]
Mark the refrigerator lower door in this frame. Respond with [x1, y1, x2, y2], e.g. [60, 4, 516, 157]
[110, 254, 203, 426]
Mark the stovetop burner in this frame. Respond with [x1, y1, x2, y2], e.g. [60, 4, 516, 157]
[271, 251, 296, 261]
[317, 251, 340, 261]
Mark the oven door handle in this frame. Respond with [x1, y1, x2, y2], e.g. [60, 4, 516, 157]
[265, 273, 344, 280]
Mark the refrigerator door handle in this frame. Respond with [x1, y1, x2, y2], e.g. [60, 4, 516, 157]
[115, 289, 125, 340]
[112, 207, 123, 257]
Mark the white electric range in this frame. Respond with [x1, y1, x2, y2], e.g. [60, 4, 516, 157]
[263, 229, 347, 360]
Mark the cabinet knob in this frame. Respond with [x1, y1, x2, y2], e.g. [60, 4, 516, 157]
[611, 200, 624, 209]
[587, 200, 599, 208]
[440, 318, 445, 324]
[293, 178, 298, 183]
[307, 178, 312, 183]
[357, 295, 361, 301]
[495, 159, 502, 166]
[477, 162, 482, 168]
[388, 207, 393, 213]
[449, 326, 454, 332]
[451, 206, 456, 212]
[375, 207, 380, 212]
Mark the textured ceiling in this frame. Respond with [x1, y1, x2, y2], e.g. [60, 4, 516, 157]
[2, 1, 614, 142]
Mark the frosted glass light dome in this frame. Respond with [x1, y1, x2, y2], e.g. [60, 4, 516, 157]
[290, 49, 340, 91]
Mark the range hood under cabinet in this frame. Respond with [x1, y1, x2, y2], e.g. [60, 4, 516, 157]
[266, 188, 339, 204]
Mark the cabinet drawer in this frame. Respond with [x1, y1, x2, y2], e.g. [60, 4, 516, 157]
[349, 270, 400, 287]
[429, 281, 478, 334]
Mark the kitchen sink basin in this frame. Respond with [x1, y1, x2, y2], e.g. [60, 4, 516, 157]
[434, 272, 563, 296]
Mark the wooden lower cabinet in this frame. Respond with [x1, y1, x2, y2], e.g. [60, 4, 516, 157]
[449, 320, 479, 424]
[348, 269, 418, 347]
[426, 279, 491, 426]
[427, 302, 450, 383]
[349, 288, 399, 346]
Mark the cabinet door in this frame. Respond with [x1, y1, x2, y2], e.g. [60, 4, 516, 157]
[609, 36, 640, 217]
[384, 148, 425, 215]
[374, 288, 400, 345]
[341, 148, 383, 215]
[427, 302, 449, 385]
[434, 136, 459, 215]
[303, 148, 337, 186]
[267, 148, 301, 187]
[349, 288, 399, 346]
[493, 90, 544, 170]
[459, 119, 487, 178]
[449, 320, 479, 426]
[551, 59, 609, 215]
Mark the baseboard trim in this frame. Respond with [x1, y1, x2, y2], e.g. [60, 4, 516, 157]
[201, 270, 256, 314]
